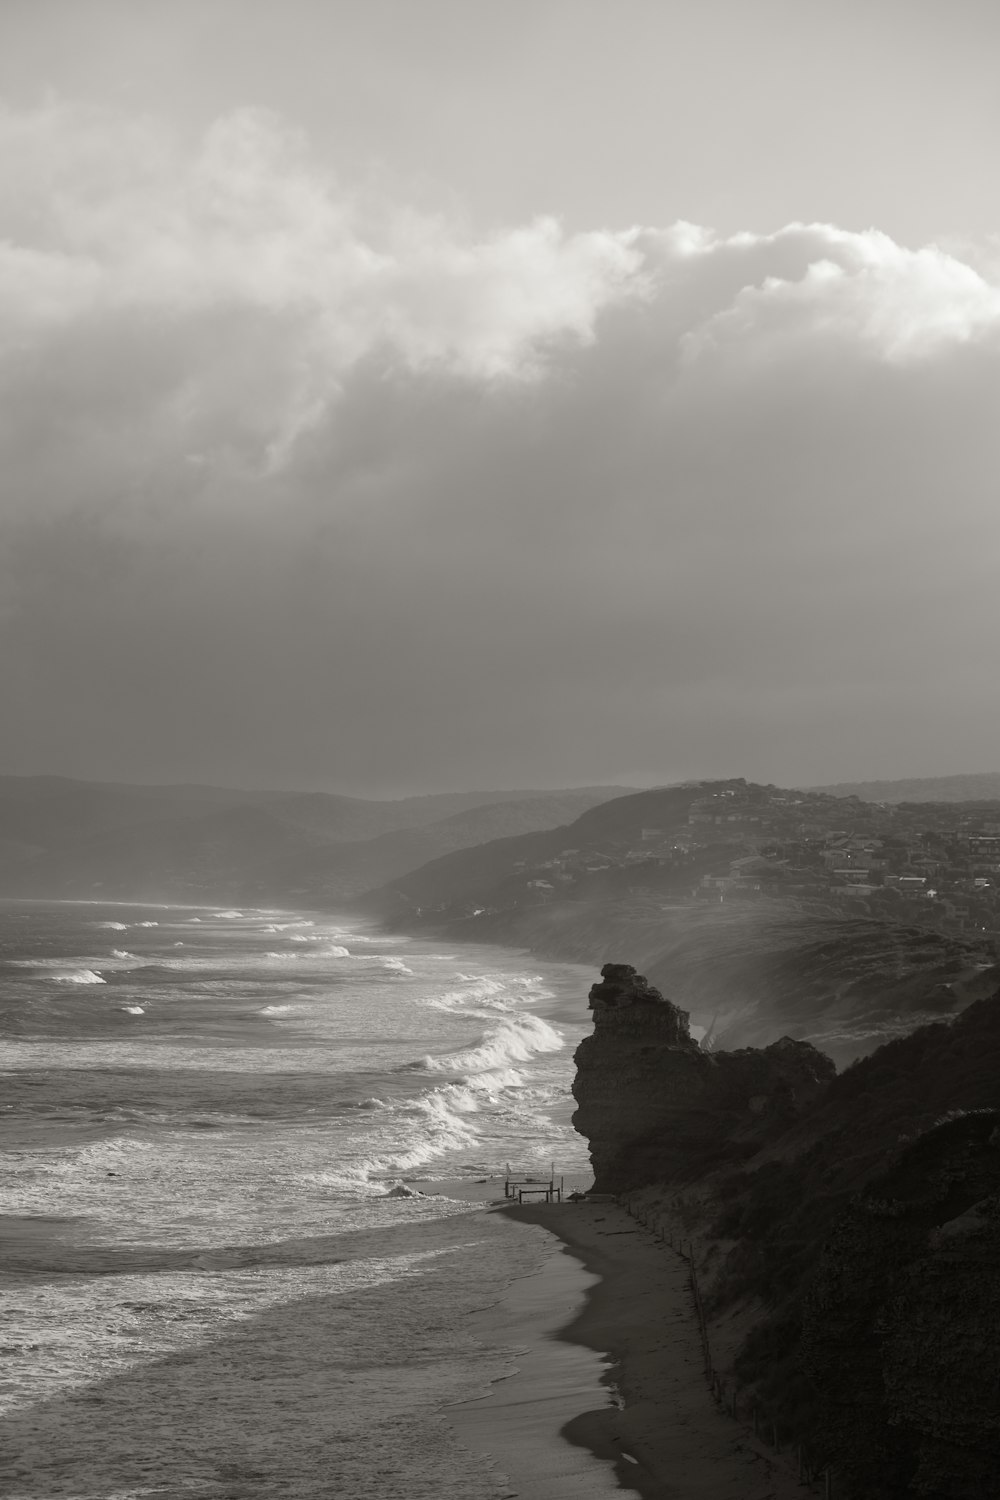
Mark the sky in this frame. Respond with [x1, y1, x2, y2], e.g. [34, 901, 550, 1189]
[1, 0, 999, 795]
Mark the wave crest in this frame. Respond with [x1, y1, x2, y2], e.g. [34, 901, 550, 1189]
[422, 1013, 564, 1075]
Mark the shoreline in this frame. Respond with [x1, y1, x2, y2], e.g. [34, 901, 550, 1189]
[435, 1186, 803, 1500]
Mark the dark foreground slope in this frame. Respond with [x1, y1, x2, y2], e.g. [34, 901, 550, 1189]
[572, 964, 1000, 1499]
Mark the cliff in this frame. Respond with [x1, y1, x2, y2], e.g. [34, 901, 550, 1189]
[573, 963, 834, 1190]
[571, 964, 1000, 1498]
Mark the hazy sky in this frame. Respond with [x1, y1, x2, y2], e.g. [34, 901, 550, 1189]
[1, 1, 999, 794]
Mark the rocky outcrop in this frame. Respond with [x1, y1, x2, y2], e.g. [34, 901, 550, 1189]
[572, 962, 1000, 1497]
[572, 963, 835, 1191]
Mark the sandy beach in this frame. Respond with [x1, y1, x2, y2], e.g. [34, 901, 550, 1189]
[434, 1183, 803, 1500]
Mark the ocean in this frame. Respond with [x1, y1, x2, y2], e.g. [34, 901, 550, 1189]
[0, 899, 598, 1499]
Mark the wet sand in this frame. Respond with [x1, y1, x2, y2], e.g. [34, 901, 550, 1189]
[431, 1184, 802, 1500]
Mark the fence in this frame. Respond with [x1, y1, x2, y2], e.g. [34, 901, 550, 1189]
[503, 1163, 564, 1203]
[619, 1194, 837, 1497]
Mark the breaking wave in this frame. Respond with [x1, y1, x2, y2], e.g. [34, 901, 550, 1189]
[298, 1091, 482, 1193]
[52, 969, 106, 985]
[421, 1013, 564, 1075]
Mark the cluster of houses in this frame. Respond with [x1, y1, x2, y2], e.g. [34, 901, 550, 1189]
[508, 781, 1000, 945]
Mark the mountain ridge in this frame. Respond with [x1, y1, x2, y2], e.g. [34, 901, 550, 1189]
[0, 773, 631, 903]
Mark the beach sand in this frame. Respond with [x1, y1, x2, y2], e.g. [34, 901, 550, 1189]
[427, 1183, 804, 1500]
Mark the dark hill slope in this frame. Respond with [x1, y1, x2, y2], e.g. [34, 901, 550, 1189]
[574, 966, 1000, 1497]
[371, 782, 717, 913]
[251, 791, 630, 902]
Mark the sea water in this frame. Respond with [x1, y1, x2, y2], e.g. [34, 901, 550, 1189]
[0, 900, 597, 1499]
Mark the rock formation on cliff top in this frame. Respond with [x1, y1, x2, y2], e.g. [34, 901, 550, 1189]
[572, 962, 835, 1192]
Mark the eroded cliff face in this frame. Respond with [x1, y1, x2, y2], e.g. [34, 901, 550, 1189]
[574, 961, 1000, 1499]
[572, 962, 835, 1192]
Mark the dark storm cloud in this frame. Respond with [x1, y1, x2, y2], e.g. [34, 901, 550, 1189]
[1, 105, 999, 791]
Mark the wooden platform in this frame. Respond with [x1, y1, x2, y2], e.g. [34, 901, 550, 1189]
[504, 1166, 564, 1204]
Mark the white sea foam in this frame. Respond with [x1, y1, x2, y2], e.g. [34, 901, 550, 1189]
[264, 951, 297, 960]
[299, 1096, 482, 1193]
[137, 921, 159, 927]
[1, 899, 595, 1500]
[52, 969, 106, 985]
[96, 921, 129, 930]
[425, 976, 515, 1013]
[422, 1014, 564, 1075]
[110, 949, 134, 960]
[213, 910, 244, 919]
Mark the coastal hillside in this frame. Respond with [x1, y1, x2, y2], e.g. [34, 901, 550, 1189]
[461, 898, 998, 1066]
[571, 963, 1000, 1497]
[0, 774, 629, 903]
[368, 778, 1000, 1065]
[372, 777, 1000, 944]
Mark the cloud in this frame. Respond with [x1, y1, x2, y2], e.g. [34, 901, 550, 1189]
[1, 102, 999, 790]
[0, 102, 645, 470]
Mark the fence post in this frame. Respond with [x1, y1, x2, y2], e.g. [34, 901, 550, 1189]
[824, 1469, 833, 1499]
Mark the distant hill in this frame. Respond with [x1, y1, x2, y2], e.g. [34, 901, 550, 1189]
[371, 783, 712, 912]
[0, 774, 630, 903]
[809, 772, 1000, 803]
[258, 790, 622, 900]
[367, 779, 999, 1064]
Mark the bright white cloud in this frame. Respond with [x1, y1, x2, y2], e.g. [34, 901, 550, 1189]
[0, 103, 646, 465]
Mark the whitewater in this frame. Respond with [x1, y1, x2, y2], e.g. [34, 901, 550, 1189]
[0, 899, 596, 1499]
